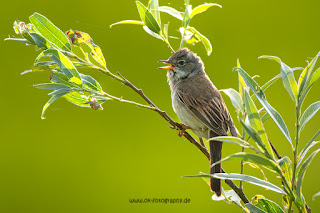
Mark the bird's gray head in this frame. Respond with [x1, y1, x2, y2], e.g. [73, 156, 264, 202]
[158, 48, 204, 84]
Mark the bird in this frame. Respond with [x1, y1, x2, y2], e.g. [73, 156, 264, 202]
[158, 48, 237, 196]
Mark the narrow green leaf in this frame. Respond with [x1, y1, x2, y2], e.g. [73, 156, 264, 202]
[4, 38, 31, 44]
[300, 129, 320, 159]
[235, 67, 292, 146]
[142, 26, 162, 40]
[110, 20, 144, 28]
[298, 141, 319, 168]
[252, 197, 285, 213]
[51, 70, 79, 88]
[190, 3, 222, 18]
[299, 101, 320, 132]
[80, 74, 103, 93]
[187, 27, 212, 56]
[277, 156, 292, 188]
[298, 52, 320, 95]
[136, 1, 161, 34]
[34, 83, 71, 90]
[158, 6, 183, 20]
[36, 49, 82, 86]
[210, 136, 261, 153]
[245, 203, 266, 213]
[212, 152, 280, 173]
[259, 56, 298, 102]
[48, 88, 75, 96]
[296, 149, 320, 202]
[29, 12, 71, 51]
[41, 91, 69, 119]
[29, 33, 51, 49]
[244, 89, 274, 158]
[261, 112, 271, 124]
[182, 0, 190, 28]
[185, 173, 286, 194]
[307, 66, 320, 90]
[221, 88, 243, 112]
[148, 0, 160, 25]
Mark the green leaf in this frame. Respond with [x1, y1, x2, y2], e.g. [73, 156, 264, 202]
[51, 70, 79, 88]
[48, 88, 75, 96]
[163, 23, 169, 42]
[298, 141, 319, 168]
[244, 162, 268, 181]
[41, 90, 69, 119]
[4, 38, 31, 44]
[29, 33, 51, 49]
[80, 74, 103, 93]
[187, 27, 212, 56]
[221, 88, 243, 112]
[190, 3, 222, 18]
[299, 129, 320, 160]
[136, 1, 161, 34]
[29, 12, 71, 51]
[158, 6, 183, 20]
[182, 0, 190, 28]
[142, 26, 162, 40]
[33, 83, 71, 90]
[185, 173, 286, 194]
[277, 156, 292, 188]
[298, 52, 320, 95]
[252, 196, 285, 213]
[212, 152, 280, 173]
[261, 112, 271, 124]
[67, 30, 106, 68]
[245, 203, 266, 213]
[299, 101, 320, 132]
[148, 0, 160, 25]
[244, 89, 274, 158]
[36, 49, 82, 86]
[210, 136, 261, 153]
[110, 20, 144, 28]
[259, 56, 298, 102]
[296, 149, 320, 203]
[235, 67, 292, 146]
[307, 66, 320, 90]
[63, 91, 90, 108]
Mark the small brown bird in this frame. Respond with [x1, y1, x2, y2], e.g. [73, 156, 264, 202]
[159, 48, 237, 196]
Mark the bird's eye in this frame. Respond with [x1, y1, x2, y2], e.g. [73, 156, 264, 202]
[178, 60, 185, 66]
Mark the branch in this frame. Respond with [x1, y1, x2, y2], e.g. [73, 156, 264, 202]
[116, 72, 249, 204]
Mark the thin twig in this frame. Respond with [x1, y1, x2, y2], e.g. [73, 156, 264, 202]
[116, 71, 250, 204]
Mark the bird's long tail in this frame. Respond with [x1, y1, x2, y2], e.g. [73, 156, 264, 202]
[209, 140, 223, 196]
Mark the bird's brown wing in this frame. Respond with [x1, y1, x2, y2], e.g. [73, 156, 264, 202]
[176, 75, 235, 137]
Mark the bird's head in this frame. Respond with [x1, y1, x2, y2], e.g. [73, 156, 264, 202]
[158, 48, 204, 83]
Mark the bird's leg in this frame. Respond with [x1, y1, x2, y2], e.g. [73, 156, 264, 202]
[169, 123, 192, 137]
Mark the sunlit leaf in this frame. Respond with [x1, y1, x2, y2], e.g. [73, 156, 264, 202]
[299, 129, 320, 162]
[29, 33, 51, 49]
[243, 89, 274, 158]
[187, 27, 212, 56]
[80, 73, 103, 93]
[41, 90, 69, 119]
[158, 6, 183, 20]
[35, 49, 82, 86]
[277, 156, 292, 188]
[142, 26, 162, 40]
[184, 173, 286, 194]
[296, 149, 320, 203]
[299, 101, 320, 132]
[136, 1, 161, 34]
[235, 67, 292, 146]
[190, 3, 222, 18]
[221, 88, 243, 112]
[252, 196, 284, 213]
[244, 162, 268, 181]
[210, 136, 261, 153]
[148, 0, 160, 25]
[51, 70, 80, 88]
[298, 141, 319, 168]
[259, 56, 298, 102]
[245, 203, 266, 213]
[212, 152, 280, 173]
[33, 83, 71, 90]
[29, 12, 71, 51]
[110, 20, 144, 28]
[182, 0, 190, 28]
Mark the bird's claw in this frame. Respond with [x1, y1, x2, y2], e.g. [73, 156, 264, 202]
[169, 123, 191, 137]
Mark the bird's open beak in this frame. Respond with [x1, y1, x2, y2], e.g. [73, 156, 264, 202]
[158, 60, 175, 71]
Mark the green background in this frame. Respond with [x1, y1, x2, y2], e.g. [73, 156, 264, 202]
[1, 0, 320, 212]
